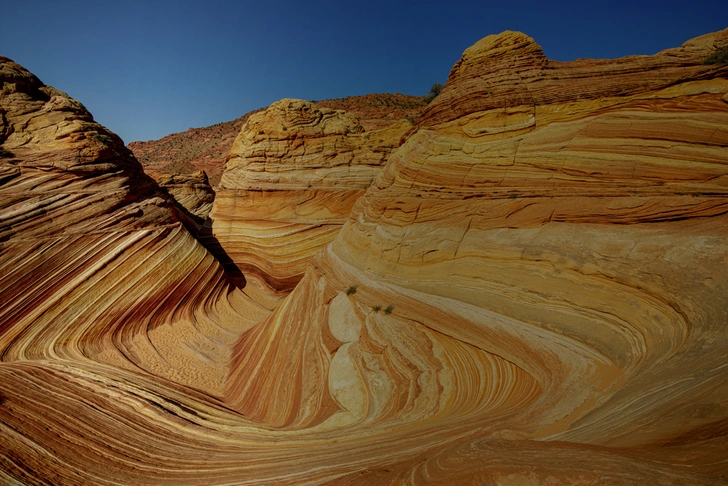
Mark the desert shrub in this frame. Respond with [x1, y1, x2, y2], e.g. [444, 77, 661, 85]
[384, 305, 394, 315]
[705, 46, 728, 65]
[345, 285, 357, 296]
[424, 83, 443, 103]
[372, 305, 381, 312]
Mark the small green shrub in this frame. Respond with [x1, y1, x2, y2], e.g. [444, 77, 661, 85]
[384, 305, 394, 315]
[372, 305, 381, 312]
[424, 82, 443, 103]
[705, 46, 728, 65]
[345, 285, 357, 296]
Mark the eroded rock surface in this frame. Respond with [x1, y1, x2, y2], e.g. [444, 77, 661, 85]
[149, 170, 215, 225]
[210, 98, 413, 307]
[127, 93, 427, 187]
[223, 28, 728, 481]
[0, 54, 267, 409]
[127, 110, 262, 187]
[1, 28, 728, 485]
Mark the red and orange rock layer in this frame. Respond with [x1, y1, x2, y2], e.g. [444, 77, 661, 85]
[1, 28, 728, 485]
[126, 93, 427, 188]
[210, 98, 414, 307]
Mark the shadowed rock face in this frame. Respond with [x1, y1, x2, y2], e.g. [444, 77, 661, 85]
[1, 27, 728, 486]
[152, 169, 216, 229]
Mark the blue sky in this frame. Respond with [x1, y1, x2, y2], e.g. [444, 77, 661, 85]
[2, 1, 726, 143]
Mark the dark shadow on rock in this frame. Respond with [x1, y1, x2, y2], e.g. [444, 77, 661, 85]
[197, 218, 247, 289]
[167, 197, 246, 289]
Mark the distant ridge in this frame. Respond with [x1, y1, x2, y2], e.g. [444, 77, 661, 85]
[128, 93, 427, 186]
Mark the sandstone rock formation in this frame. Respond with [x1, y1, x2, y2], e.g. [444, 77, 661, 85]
[2, 26, 728, 485]
[152, 169, 215, 227]
[128, 110, 263, 187]
[127, 94, 426, 187]
[128, 96, 426, 266]
[210, 98, 414, 307]
[0, 54, 268, 416]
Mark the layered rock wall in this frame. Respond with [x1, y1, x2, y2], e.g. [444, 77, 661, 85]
[0, 57, 266, 396]
[222, 28, 728, 480]
[1, 28, 728, 485]
[126, 94, 426, 187]
[210, 98, 413, 306]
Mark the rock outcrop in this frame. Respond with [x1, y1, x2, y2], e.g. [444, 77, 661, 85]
[127, 110, 262, 187]
[1, 27, 728, 485]
[0, 55, 267, 401]
[153, 169, 215, 226]
[210, 98, 414, 307]
[127, 94, 426, 187]
[223, 28, 728, 481]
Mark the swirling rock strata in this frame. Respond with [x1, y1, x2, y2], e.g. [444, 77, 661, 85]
[223, 27, 728, 479]
[1, 28, 728, 485]
[0, 56, 266, 397]
[211, 98, 413, 306]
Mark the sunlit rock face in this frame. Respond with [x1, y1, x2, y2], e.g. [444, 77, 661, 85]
[335, 30, 728, 444]
[222, 28, 728, 481]
[211, 98, 412, 307]
[0, 56, 266, 397]
[1, 26, 728, 485]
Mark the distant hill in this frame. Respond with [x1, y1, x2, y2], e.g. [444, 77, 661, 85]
[127, 93, 427, 186]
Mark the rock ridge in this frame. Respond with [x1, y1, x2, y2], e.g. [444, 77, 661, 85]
[127, 94, 427, 187]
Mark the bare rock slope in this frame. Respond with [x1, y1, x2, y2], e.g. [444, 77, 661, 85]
[1, 27, 728, 485]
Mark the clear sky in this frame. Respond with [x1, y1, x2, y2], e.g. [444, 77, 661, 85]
[2, 0, 726, 143]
